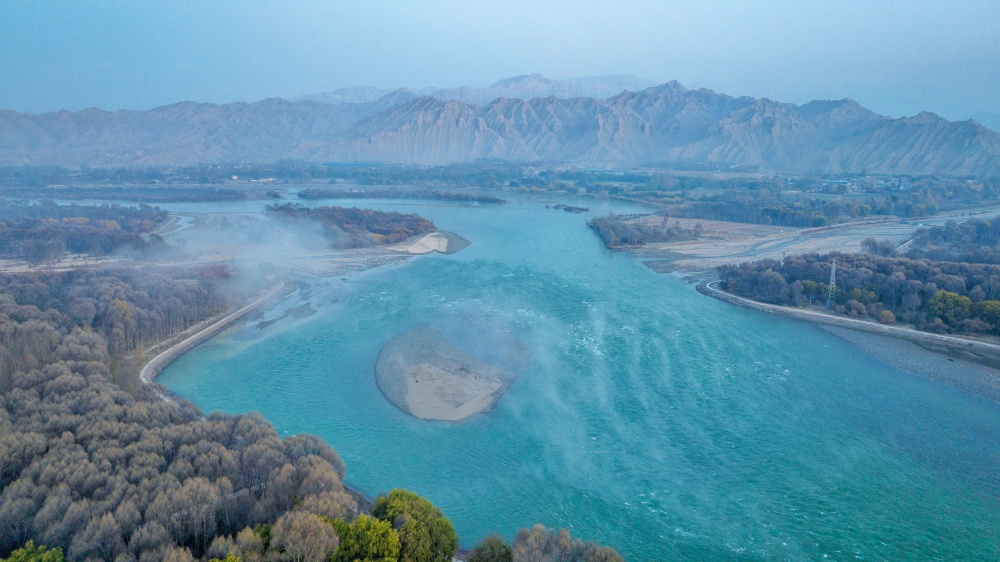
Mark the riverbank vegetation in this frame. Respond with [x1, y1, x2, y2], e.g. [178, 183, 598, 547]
[6, 163, 997, 231]
[1, 185, 250, 203]
[264, 204, 435, 249]
[298, 188, 506, 205]
[589, 213, 701, 247]
[719, 251, 1000, 335]
[0, 201, 167, 266]
[905, 215, 1000, 264]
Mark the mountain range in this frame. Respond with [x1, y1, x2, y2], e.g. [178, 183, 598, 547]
[292, 74, 657, 105]
[1, 74, 997, 176]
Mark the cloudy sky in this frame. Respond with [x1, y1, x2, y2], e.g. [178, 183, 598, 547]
[2, 0, 997, 120]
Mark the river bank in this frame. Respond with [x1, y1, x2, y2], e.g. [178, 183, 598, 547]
[138, 228, 472, 396]
[137, 280, 293, 400]
[698, 280, 1000, 399]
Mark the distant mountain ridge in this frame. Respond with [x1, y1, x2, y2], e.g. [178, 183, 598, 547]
[292, 74, 657, 106]
[970, 112, 1000, 134]
[1, 76, 998, 176]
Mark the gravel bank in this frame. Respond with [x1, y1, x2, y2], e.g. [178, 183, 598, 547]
[821, 326, 1000, 401]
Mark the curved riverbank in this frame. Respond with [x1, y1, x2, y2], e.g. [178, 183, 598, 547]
[698, 280, 1000, 396]
[139, 280, 292, 399]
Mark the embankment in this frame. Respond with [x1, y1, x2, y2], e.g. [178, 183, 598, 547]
[139, 281, 291, 394]
[698, 280, 1000, 371]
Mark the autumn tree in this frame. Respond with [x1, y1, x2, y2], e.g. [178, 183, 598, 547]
[511, 525, 623, 562]
[269, 511, 339, 562]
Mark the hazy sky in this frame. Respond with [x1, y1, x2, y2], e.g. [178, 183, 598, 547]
[2, 0, 997, 120]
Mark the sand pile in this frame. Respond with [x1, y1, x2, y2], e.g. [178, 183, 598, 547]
[375, 327, 516, 421]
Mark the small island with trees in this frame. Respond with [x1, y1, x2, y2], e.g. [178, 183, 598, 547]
[264, 203, 436, 249]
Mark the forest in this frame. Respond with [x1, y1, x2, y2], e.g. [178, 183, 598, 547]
[0, 185, 250, 204]
[0, 163, 527, 190]
[4, 163, 997, 232]
[719, 251, 1000, 334]
[588, 214, 700, 247]
[905, 215, 1000, 264]
[264, 204, 435, 249]
[297, 188, 506, 205]
[660, 188, 952, 227]
[0, 202, 167, 266]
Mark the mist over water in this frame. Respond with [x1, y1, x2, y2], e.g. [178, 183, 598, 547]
[159, 196, 1000, 560]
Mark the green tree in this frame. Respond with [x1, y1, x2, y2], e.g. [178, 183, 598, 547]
[468, 534, 512, 562]
[1, 541, 65, 562]
[331, 515, 401, 562]
[974, 300, 1000, 331]
[926, 290, 972, 328]
[252, 523, 272, 551]
[372, 489, 458, 562]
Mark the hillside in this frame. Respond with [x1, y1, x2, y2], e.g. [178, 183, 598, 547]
[2, 77, 998, 175]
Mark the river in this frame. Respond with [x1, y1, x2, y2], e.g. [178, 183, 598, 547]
[157, 194, 1000, 560]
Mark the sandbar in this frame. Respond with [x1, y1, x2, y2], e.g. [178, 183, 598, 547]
[390, 230, 470, 255]
[375, 327, 516, 421]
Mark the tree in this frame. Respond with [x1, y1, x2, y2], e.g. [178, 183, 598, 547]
[298, 491, 356, 520]
[974, 300, 1000, 330]
[372, 489, 457, 562]
[20, 238, 64, 267]
[1, 541, 65, 562]
[331, 515, 401, 562]
[861, 238, 896, 256]
[469, 534, 512, 562]
[926, 290, 972, 328]
[269, 511, 339, 562]
[511, 525, 623, 562]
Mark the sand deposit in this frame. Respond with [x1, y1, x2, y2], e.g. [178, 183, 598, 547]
[375, 326, 516, 421]
[390, 230, 470, 255]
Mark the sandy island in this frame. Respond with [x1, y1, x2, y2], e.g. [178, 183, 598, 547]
[375, 327, 516, 421]
[390, 230, 470, 255]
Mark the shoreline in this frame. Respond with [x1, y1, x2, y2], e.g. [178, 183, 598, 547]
[697, 280, 1000, 397]
[138, 280, 292, 400]
[138, 231, 472, 399]
[389, 229, 470, 255]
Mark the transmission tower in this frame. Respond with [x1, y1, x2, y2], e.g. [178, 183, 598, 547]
[826, 258, 837, 308]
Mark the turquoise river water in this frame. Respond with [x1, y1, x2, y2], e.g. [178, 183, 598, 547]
[158, 196, 1000, 560]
